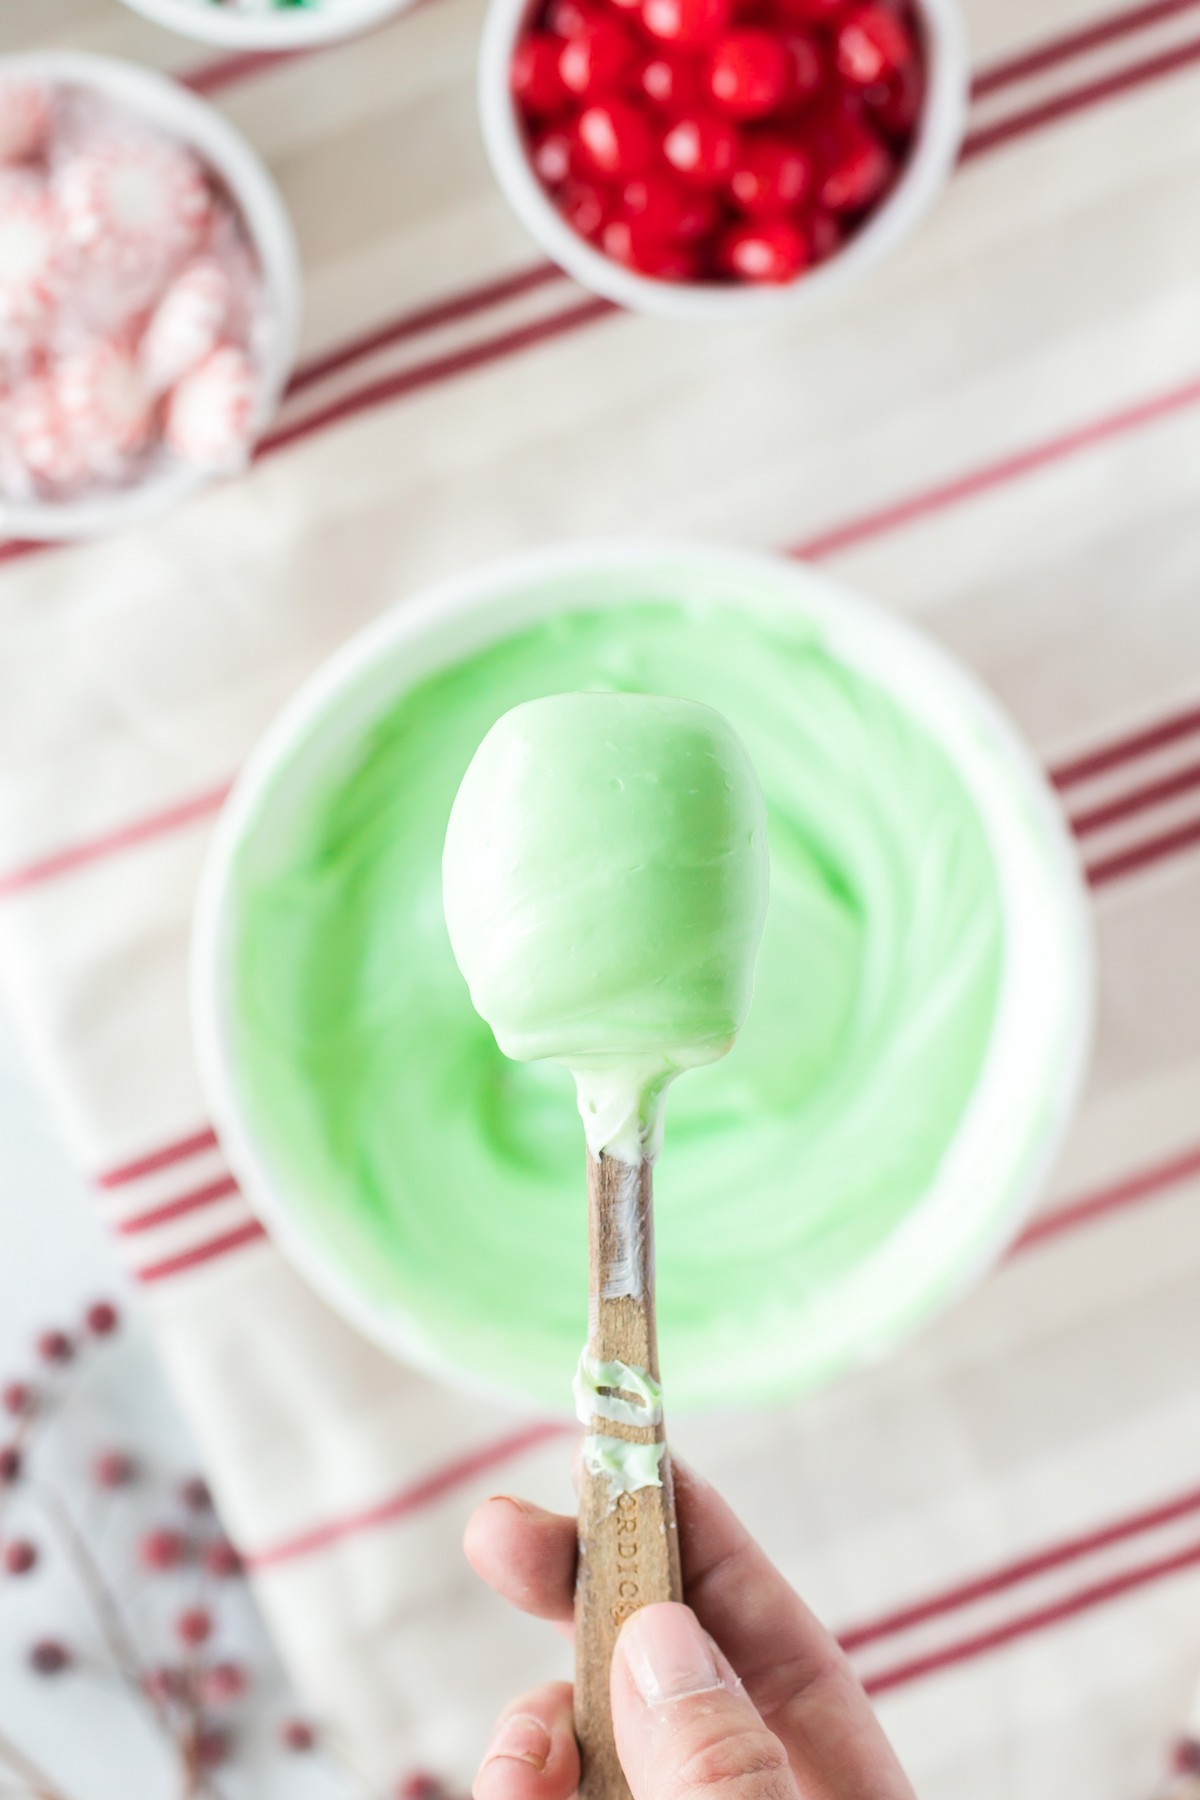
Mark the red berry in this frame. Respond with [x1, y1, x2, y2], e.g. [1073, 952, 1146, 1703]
[195, 1727, 230, 1770]
[0, 1447, 21, 1486]
[620, 174, 716, 242]
[728, 135, 813, 213]
[601, 216, 698, 279]
[1172, 1741, 1200, 1776]
[93, 1449, 137, 1490]
[143, 1665, 188, 1706]
[29, 1640, 71, 1677]
[531, 127, 576, 186]
[511, 35, 569, 117]
[560, 19, 636, 99]
[835, 4, 913, 85]
[576, 99, 655, 178]
[773, 0, 846, 17]
[139, 1528, 189, 1572]
[35, 1331, 73, 1366]
[179, 1476, 212, 1514]
[862, 60, 923, 137]
[544, 0, 594, 34]
[2, 1383, 34, 1418]
[85, 1301, 119, 1338]
[780, 30, 825, 107]
[706, 30, 789, 118]
[203, 1538, 243, 1580]
[818, 117, 892, 211]
[807, 205, 843, 260]
[663, 111, 739, 184]
[202, 1661, 249, 1705]
[633, 53, 702, 111]
[641, 0, 732, 48]
[175, 1606, 214, 1648]
[718, 217, 810, 281]
[3, 1540, 37, 1577]
[559, 178, 612, 240]
[281, 1719, 316, 1753]
[398, 1775, 446, 1800]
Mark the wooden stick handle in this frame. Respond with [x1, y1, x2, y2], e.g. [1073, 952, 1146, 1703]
[574, 1152, 683, 1800]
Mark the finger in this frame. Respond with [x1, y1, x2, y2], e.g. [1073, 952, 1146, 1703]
[464, 1496, 575, 1623]
[473, 1681, 580, 1800]
[670, 1462, 914, 1800]
[466, 1465, 914, 1798]
[611, 1603, 799, 1800]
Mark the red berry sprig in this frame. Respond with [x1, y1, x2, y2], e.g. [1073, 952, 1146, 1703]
[140, 1527, 191, 1572]
[510, 0, 922, 285]
[175, 1606, 215, 1648]
[36, 1330, 74, 1367]
[0, 1309, 445, 1800]
[29, 1639, 72, 1677]
[3, 1538, 38, 1576]
[93, 1448, 138, 1490]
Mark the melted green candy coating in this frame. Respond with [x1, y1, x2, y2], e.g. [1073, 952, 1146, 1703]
[230, 600, 1004, 1409]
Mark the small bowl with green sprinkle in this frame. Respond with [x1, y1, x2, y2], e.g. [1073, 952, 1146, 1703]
[117, 0, 416, 50]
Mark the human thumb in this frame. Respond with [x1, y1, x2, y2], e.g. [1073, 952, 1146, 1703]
[611, 1603, 798, 1800]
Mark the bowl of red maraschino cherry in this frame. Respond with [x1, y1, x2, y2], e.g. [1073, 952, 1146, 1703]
[479, 0, 966, 316]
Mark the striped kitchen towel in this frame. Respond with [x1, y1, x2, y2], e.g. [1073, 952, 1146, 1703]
[4, 0, 1200, 1792]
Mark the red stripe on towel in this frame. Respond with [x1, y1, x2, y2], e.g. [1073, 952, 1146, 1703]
[1012, 1144, 1200, 1252]
[117, 1176, 241, 1236]
[862, 1534, 1200, 1695]
[1087, 814, 1200, 887]
[841, 1484, 1200, 1652]
[138, 1221, 268, 1283]
[287, 263, 566, 395]
[260, 297, 615, 457]
[962, 32, 1200, 159]
[1068, 757, 1200, 834]
[98, 1128, 221, 1191]
[181, 49, 301, 96]
[971, 0, 1200, 98]
[245, 1421, 573, 1568]
[1052, 702, 1200, 789]
[0, 782, 233, 901]
[793, 378, 1200, 563]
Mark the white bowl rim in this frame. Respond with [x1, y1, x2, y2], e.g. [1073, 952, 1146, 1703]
[117, 0, 415, 50]
[191, 538, 1095, 1413]
[477, 0, 970, 321]
[0, 50, 302, 542]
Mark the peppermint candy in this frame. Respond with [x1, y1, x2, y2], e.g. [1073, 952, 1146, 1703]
[166, 345, 257, 471]
[141, 260, 231, 393]
[11, 378, 90, 488]
[57, 137, 212, 279]
[57, 340, 154, 473]
[0, 176, 63, 333]
[0, 84, 51, 167]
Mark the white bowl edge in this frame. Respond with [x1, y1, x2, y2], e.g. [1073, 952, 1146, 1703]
[190, 539, 1095, 1411]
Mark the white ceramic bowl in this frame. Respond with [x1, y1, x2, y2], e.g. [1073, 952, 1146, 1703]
[192, 540, 1094, 1410]
[0, 53, 302, 543]
[118, 0, 415, 50]
[479, 0, 969, 320]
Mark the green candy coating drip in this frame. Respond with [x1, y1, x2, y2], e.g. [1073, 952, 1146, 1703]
[581, 1435, 666, 1496]
[574, 1353, 665, 1427]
